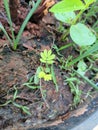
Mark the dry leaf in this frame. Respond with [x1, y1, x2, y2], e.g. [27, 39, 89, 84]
[71, 105, 88, 117]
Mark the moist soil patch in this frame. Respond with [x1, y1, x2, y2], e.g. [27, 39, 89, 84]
[0, 0, 98, 130]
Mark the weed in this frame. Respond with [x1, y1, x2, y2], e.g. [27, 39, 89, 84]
[50, 0, 96, 45]
[24, 49, 58, 108]
[0, 0, 41, 50]
[73, 69, 98, 90]
[68, 40, 98, 66]
[49, 0, 98, 71]
[0, 86, 31, 115]
[65, 73, 82, 107]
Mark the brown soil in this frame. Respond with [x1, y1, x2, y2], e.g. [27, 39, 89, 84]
[0, 0, 98, 130]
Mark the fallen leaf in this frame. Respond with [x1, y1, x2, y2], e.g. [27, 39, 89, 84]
[71, 105, 88, 117]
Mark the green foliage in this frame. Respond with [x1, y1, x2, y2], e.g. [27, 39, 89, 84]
[39, 49, 58, 90]
[0, 86, 31, 115]
[70, 23, 96, 46]
[23, 50, 58, 108]
[24, 50, 58, 104]
[51, 65, 58, 91]
[38, 71, 52, 81]
[40, 49, 55, 64]
[68, 40, 98, 66]
[74, 69, 98, 90]
[54, 12, 76, 24]
[49, 0, 85, 13]
[34, 66, 42, 84]
[0, 0, 41, 50]
[50, 0, 96, 13]
[84, 0, 96, 5]
[65, 74, 82, 107]
[83, 0, 98, 23]
[77, 60, 87, 75]
[50, 0, 96, 45]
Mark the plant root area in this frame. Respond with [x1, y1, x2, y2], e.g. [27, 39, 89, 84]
[0, 0, 98, 130]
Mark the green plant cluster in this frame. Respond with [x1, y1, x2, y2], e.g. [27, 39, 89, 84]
[50, 0, 97, 46]
[0, 0, 98, 113]
[0, 0, 41, 50]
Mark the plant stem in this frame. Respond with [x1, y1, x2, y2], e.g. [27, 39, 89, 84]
[39, 79, 50, 108]
[73, 9, 85, 25]
[61, 9, 85, 40]
[16, 0, 41, 45]
[73, 69, 98, 90]
[3, 0, 16, 49]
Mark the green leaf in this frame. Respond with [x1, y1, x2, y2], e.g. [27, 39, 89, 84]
[44, 49, 48, 57]
[47, 60, 54, 64]
[70, 23, 96, 46]
[77, 60, 87, 75]
[45, 67, 50, 73]
[0, 22, 12, 43]
[3, 0, 12, 24]
[40, 58, 46, 63]
[74, 69, 98, 90]
[68, 40, 98, 66]
[22, 106, 31, 115]
[41, 52, 46, 60]
[23, 83, 40, 89]
[13, 86, 18, 100]
[51, 65, 58, 91]
[49, 0, 85, 13]
[34, 66, 41, 84]
[84, 0, 96, 5]
[47, 54, 55, 60]
[54, 12, 76, 24]
[40, 50, 55, 64]
[47, 50, 52, 56]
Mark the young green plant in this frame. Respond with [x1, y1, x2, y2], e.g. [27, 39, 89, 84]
[24, 49, 58, 108]
[65, 73, 82, 107]
[0, 0, 41, 50]
[50, 0, 98, 68]
[50, 0, 96, 45]
[0, 86, 31, 115]
[39, 49, 58, 91]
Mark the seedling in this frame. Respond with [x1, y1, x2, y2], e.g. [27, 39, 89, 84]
[39, 49, 58, 91]
[39, 49, 55, 79]
[24, 49, 58, 108]
[73, 69, 98, 90]
[0, 0, 41, 50]
[0, 86, 31, 115]
[65, 73, 82, 107]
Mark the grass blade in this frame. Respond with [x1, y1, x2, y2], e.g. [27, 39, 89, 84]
[73, 69, 98, 90]
[51, 65, 58, 91]
[16, 0, 41, 43]
[68, 41, 98, 66]
[0, 22, 12, 43]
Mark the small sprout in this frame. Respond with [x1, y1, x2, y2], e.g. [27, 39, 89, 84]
[40, 49, 55, 64]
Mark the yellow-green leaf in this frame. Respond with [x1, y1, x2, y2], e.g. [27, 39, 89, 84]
[50, 0, 85, 13]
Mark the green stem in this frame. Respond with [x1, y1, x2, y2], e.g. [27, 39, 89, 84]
[58, 43, 73, 51]
[3, 0, 16, 49]
[73, 69, 98, 90]
[61, 9, 86, 40]
[16, 0, 41, 45]
[1, 23, 12, 44]
[72, 9, 85, 25]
